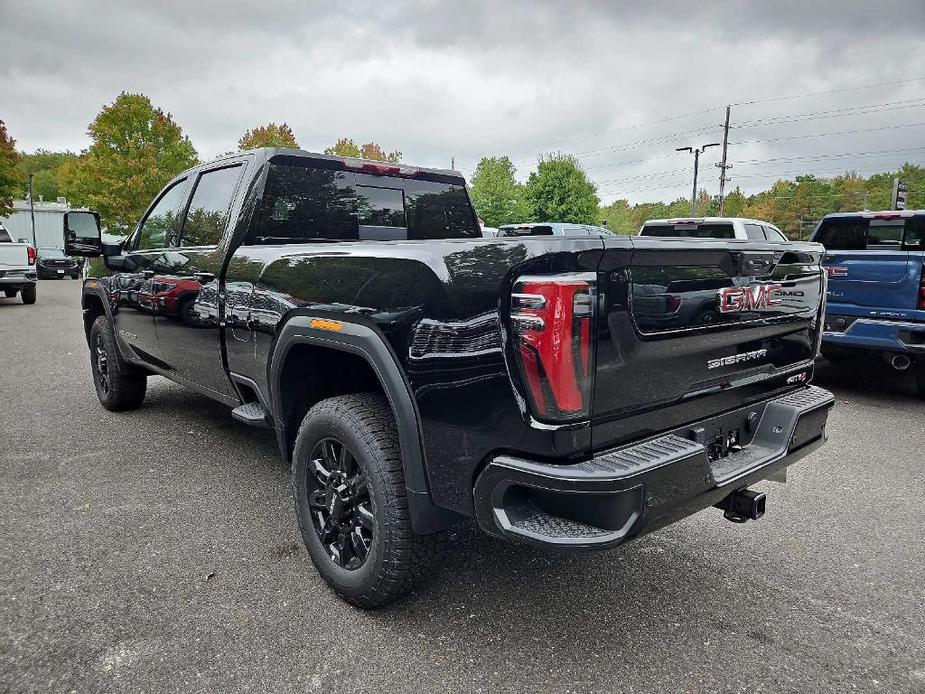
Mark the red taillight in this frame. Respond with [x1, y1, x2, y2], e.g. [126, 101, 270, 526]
[511, 274, 595, 422]
[26, 245, 36, 266]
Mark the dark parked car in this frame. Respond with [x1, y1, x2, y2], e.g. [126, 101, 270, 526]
[36, 247, 80, 279]
[66, 148, 834, 608]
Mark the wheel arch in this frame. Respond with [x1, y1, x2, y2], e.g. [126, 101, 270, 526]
[269, 312, 462, 533]
[81, 286, 110, 346]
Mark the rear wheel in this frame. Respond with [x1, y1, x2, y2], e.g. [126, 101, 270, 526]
[20, 284, 36, 304]
[89, 315, 147, 411]
[292, 393, 445, 608]
[916, 360, 925, 400]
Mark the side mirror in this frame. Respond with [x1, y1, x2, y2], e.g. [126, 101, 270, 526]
[64, 211, 102, 256]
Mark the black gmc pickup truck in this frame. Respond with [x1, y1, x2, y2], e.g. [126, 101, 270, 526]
[65, 148, 834, 607]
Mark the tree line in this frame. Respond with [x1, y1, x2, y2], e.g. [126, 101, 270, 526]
[1, 90, 922, 238]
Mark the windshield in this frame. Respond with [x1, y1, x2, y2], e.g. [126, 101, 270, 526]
[641, 223, 735, 239]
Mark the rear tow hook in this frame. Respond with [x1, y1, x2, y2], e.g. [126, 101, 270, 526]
[715, 488, 766, 523]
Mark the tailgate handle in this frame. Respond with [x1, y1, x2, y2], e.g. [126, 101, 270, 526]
[734, 251, 776, 276]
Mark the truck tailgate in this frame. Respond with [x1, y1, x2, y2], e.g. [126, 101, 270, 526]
[0, 243, 29, 269]
[592, 238, 825, 451]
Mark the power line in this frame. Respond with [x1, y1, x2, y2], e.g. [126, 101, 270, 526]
[730, 75, 925, 107]
[734, 145, 925, 166]
[731, 97, 925, 128]
[729, 121, 925, 147]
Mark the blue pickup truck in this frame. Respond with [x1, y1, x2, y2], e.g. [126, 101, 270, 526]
[811, 210, 925, 398]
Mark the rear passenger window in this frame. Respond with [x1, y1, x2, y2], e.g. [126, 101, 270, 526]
[181, 165, 242, 247]
[744, 223, 765, 240]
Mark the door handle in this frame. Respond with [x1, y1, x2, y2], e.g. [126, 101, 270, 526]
[193, 271, 215, 284]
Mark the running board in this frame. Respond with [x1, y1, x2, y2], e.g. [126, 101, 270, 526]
[231, 402, 271, 428]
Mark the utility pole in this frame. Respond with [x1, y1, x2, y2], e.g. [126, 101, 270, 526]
[716, 105, 732, 215]
[451, 156, 455, 170]
[676, 142, 721, 216]
[28, 173, 36, 246]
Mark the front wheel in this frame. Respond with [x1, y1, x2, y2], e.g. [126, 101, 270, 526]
[20, 284, 36, 304]
[292, 393, 445, 608]
[89, 315, 147, 411]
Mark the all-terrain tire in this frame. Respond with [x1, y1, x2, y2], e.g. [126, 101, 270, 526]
[89, 315, 147, 411]
[292, 393, 445, 608]
[20, 284, 36, 304]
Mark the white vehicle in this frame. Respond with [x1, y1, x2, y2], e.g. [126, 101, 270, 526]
[639, 217, 789, 242]
[0, 223, 38, 304]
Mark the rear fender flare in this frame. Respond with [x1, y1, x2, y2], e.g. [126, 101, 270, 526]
[269, 312, 459, 533]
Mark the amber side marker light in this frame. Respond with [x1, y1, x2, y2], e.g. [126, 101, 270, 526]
[310, 319, 343, 332]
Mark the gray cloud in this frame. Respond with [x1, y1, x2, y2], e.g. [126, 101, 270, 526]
[2, 0, 924, 203]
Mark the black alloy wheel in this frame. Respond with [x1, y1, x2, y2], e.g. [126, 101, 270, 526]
[94, 331, 110, 395]
[306, 437, 374, 570]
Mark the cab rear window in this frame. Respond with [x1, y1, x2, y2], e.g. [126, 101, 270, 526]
[813, 216, 925, 250]
[641, 223, 735, 239]
[249, 163, 479, 244]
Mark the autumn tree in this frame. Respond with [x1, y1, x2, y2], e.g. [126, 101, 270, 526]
[526, 153, 599, 224]
[0, 120, 23, 216]
[324, 138, 401, 162]
[238, 122, 299, 150]
[469, 156, 531, 227]
[58, 93, 198, 234]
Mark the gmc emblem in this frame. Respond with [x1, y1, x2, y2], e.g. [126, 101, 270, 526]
[717, 283, 783, 314]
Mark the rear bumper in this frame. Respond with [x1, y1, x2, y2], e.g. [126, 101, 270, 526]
[822, 315, 925, 354]
[473, 385, 834, 549]
[0, 269, 37, 285]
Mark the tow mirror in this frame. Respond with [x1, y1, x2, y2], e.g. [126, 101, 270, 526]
[64, 211, 102, 257]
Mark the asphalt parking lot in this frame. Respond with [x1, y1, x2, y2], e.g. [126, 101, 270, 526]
[2, 280, 924, 694]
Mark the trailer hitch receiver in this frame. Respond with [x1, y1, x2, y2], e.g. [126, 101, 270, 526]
[715, 488, 766, 523]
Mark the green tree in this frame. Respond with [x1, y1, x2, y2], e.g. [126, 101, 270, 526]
[59, 92, 198, 233]
[15, 149, 78, 201]
[0, 120, 23, 216]
[238, 122, 299, 150]
[469, 156, 531, 227]
[323, 138, 401, 162]
[525, 153, 599, 224]
[598, 198, 635, 234]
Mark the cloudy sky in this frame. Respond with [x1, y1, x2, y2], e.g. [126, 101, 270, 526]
[3, 0, 925, 203]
